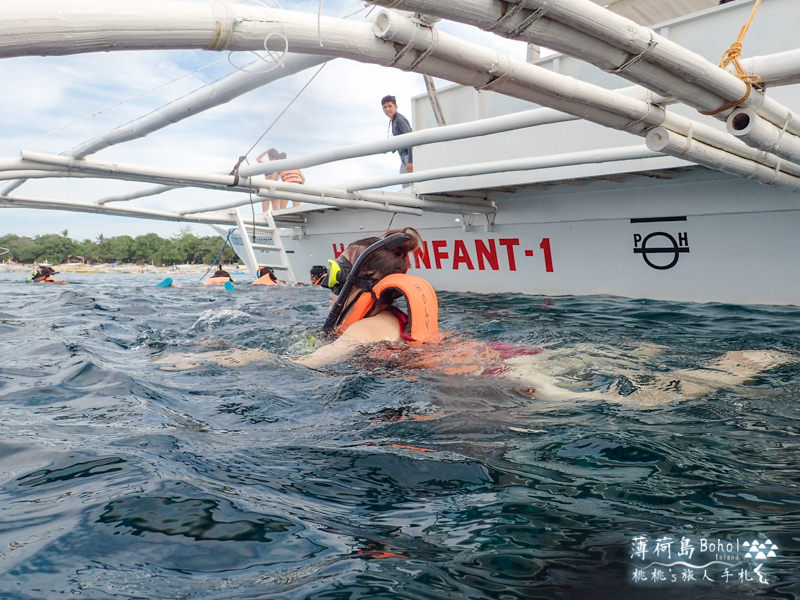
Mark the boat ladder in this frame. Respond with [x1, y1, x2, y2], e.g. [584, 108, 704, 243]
[232, 208, 297, 283]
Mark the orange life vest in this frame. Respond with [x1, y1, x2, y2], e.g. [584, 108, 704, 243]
[337, 273, 438, 343]
[252, 274, 276, 286]
[281, 170, 304, 184]
[203, 276, 230, 286]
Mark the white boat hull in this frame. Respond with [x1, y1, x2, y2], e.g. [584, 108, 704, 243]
[259, 168, 800, 305]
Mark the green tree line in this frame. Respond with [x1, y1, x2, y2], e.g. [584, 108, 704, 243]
[0, 229, 237, 266]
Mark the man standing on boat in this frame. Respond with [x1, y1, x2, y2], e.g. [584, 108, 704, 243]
[381, 95, 413, 183]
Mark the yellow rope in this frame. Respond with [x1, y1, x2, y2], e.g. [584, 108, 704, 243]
[698, 0, 763, 116]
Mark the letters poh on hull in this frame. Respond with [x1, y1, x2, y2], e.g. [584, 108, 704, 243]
[631, 216, 690, 270]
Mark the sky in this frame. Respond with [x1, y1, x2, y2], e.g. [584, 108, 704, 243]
[0, 0, 528, 242]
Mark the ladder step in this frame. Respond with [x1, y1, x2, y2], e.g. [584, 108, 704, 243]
[258, 263, 288, 270]
[251, 244, 282, 251]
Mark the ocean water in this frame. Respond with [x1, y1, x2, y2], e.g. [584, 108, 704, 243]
[1, 271, 798, 600]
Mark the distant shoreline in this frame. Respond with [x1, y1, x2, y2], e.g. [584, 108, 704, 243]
[0, 262, 240, 275]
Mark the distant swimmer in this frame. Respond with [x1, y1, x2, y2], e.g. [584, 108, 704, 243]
[29, 265, 67, 284]
[309, 265, 327, 286]
[253, 266, 282, 286]
[203, 268, 233, 287]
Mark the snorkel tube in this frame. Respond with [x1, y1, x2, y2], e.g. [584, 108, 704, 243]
[322, 232, 411, 334]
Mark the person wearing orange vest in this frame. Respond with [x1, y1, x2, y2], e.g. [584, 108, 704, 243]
[253, 265, 282, 286]
[202, 267, 233, 286]
[257, 147, 306, 211]
[295, 228, 438, 367]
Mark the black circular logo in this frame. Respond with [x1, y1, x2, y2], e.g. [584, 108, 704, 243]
[634, 231, 689, 270]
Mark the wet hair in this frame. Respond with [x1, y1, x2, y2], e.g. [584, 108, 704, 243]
[213, 268, 231, 278]
[265, 147, 284, 160]
[309, 265, 327, 285]
[258, 266, 277, 283]
[32, 265, 56, 281]
[348, 227, 421, 286]
[380, 95, 397, 106]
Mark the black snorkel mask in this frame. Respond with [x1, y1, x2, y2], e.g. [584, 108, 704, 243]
[320, 255, 353, 296]
[322, 232, 411, 334]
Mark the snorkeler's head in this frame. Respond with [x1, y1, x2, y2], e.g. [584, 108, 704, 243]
[257, 266, 277, 282]
[310, 265, 328, 286]
[331, 228, 420, 292]
[319, 229, 420, 295]
[321, 238, 377, 294]
[321, 228, 422, 333]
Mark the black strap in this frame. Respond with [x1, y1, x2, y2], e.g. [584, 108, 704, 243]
[228, 155, 247, 187]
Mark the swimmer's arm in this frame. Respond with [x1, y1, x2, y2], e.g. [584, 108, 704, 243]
[292, 336, 357, 368]
[293, 313, 401, 368]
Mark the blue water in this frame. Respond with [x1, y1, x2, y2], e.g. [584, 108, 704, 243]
[1, 272, 798, 599]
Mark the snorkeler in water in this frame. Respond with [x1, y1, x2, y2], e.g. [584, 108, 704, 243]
[154, 229, 797, 405]
[203, 268, 233, 286]
[29, 265, 67, 284]
[253, 266, 283, 286]
[310, 265, 327, 286]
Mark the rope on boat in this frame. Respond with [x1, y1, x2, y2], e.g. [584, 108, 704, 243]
[235, 62, 327, 162]
[200, 228, 237, 282]
[226, 32, 289, 73]
[699, 0, 763, 116]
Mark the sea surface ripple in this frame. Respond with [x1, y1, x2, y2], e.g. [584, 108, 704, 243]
[0, 272, 798, 599]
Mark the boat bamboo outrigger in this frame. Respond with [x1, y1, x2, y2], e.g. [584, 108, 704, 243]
[1, 0, 799, 304]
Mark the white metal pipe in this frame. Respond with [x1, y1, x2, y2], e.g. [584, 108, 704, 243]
[6, 1, 800, 193]
[70, 54, 332, 159]
[240, 107, 580, 177]
[0, 1, 663, 134]
[0, 170, 80, 181]
[727, 108, 800, 166]
[368, 0, 727, 113]
[2, 59, 330, 197]
[370, 10, 800, 180]
[98, 185, 176, 205]
[645, 127, 800, 189]
[372, 9, 665, 133]
[741, 49, 800, 88]
[368, 0, 800, 140]
[20, 150, 263, 190]
[16, 151, 463, 215]
[0, 194, 241, 225]
[179, 194, 423, 216]
[661, 112, 800, 179]
[2, 55, 331, 196]
[346, 145, 661, 190]
[505, 0, 800, 136]
[18, 150, 490, 213]
[186, 186, 491, 215]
